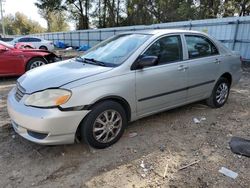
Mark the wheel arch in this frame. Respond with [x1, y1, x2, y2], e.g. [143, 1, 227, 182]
[88, 95, 131, 122]
[25, 56, 48, 71]
[75, 95, 132, 142]
[220, 72, 232, 86]
[206, 72, 232, 108]
[39, 45, 48, 50]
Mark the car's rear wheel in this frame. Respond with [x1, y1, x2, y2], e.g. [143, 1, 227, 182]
[26, 58, 47, 71]
[206, 77, 230, 108]
[81, 100, 127, 149]
[39, 46, 48, 50]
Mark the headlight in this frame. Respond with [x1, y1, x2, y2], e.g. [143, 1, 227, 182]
[25, 89, 71, 108]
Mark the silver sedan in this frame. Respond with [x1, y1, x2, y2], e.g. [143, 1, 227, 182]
[7, 29, 242, 148]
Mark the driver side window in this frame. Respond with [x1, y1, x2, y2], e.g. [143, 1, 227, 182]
[143, 35, 183, 65]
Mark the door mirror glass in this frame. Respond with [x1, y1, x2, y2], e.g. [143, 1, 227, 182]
[137, 56, 158, 69]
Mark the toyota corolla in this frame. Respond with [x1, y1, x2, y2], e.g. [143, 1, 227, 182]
[7, 30, 242, 149]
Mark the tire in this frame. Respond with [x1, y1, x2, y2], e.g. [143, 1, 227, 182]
[39, 46, 48, 50]
[26, 57, 47, 71]
[206, 77, 230, 108]
[81, 100, 127, 149]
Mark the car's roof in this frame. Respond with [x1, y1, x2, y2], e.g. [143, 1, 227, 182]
[122, 29, 203, 35]
[15, 36, 42, 39]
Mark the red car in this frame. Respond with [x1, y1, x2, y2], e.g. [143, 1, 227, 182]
[0, 41, 60, 76]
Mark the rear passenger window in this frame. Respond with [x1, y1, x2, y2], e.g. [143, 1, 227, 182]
[29, 37, 41, 42]
[185, 35, 219, 59]
[143, 35, 183, 65]
[18, 38, 29, 42]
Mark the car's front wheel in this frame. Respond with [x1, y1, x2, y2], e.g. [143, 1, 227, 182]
[206, 77, 230, 108]
[26, 57, 47, 71]
[81, 100, 127, 149]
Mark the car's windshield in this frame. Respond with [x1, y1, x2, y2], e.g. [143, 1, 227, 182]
[81, 34, 151, 67]
[0, 41, 13, 48]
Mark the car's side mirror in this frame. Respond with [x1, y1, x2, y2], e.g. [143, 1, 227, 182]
[136, 56, 158, 69]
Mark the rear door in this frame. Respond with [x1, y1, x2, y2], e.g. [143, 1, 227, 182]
[184, 35, 221, 101]
[135, 35, 188, 117]
[29, 37, 42, 48]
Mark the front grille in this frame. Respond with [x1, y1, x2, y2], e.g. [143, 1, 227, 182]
[15, 83, 26, 102]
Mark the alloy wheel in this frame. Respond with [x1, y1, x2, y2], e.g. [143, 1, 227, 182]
[93, 110, 122, 143]
[30, 61, 46, 69]
[216, 82, 229, 104]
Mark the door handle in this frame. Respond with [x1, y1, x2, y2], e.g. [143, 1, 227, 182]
[178, 65, 188, 71]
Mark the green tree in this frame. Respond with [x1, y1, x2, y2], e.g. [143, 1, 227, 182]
[124, 0, 154, 25]
[0, 12, 45, 35]
[92, 0, 124, 28]
[2, 14, 15, 35]
[195, 0, 222, 19]
[14, 12, 45, 34]
[239, 0, 250, 16]
[223, 0, 250, 17]
[66, 0, 91, 29]
[33, 0, 250, 31]
[146, 0, 196, 23]
[50, 12, 70, 32]
[35, 0, 68, 32]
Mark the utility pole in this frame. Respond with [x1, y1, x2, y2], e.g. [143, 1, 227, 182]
[0, 0, 5, 36]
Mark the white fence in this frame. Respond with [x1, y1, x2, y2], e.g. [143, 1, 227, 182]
[31, 16, 250, 60]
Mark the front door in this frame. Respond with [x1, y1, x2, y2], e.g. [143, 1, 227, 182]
[135, 35, 188, 117]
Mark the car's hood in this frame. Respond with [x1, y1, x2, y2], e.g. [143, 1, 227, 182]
[20, 49, 49, 53]
[11, 48, 51, 54]
[18, 59, 113, 93]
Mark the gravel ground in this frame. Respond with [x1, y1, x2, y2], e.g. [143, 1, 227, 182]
[0, 66, 249, 188]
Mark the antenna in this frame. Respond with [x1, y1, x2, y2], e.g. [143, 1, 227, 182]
[0, 0, 5, 36]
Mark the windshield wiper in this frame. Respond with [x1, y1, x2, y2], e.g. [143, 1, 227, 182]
[84, 58, 107, 67]
[75, 56, 85, 62]
[75, 56, 107, 67]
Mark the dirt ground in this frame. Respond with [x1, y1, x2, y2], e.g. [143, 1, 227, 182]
[0, 67, 250, 188]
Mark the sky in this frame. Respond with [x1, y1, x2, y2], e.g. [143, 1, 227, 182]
[4, 0, 48, 28]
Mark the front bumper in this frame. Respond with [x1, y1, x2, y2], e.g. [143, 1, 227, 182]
[7, 88, 89, 145]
